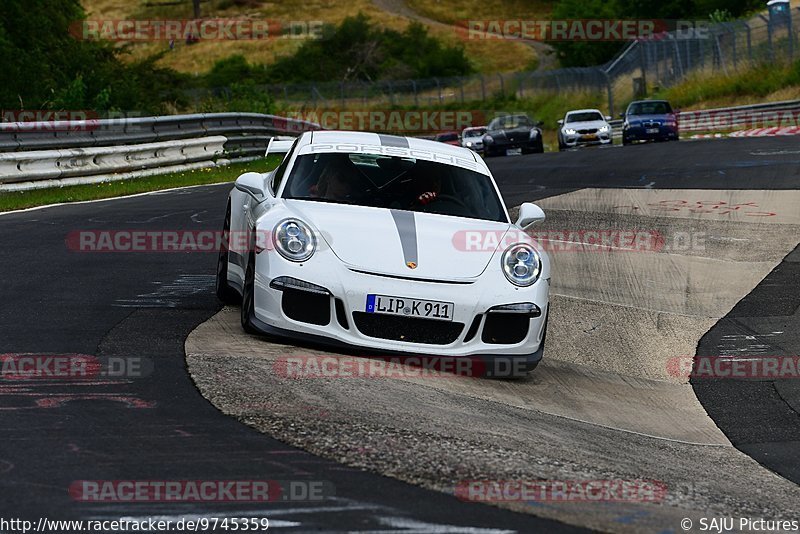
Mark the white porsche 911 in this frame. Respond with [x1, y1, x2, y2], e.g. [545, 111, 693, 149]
[216, 130, 550, 376]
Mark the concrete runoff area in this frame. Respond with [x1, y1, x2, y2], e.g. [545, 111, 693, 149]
[186, 187, 800, 532]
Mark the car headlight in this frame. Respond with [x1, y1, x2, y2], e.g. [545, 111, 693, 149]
[598, 125, 610, 132]
[274, 219, 316, 262]
[563, 128, 577, 135]
[482, 135, 494, 144]
[529, 129, 539, 139]
[501, 243, 541, 287]
[465, 141, 473, 147]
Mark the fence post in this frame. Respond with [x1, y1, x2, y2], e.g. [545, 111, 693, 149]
[743, 21, 752, 62]
[684, 38, 692, 72]
[388, 81, 395, 107]
[789, 5, 794, 60]
[435, 78, 442, 103]
[480, 74, 486, 100]
[714, 33, 728, 76]
[654, 41, 661, 84]
[729, 25, 737, 69]
[340, 82, 345, 108]
[497, 73, 505, 97]
[604, 70, 614, 118]
[759, 14, 774, 62]
[412, 80, 418, 107]
[460, 77, 465, 102]
[638, 41, 648, 94]
[673, 39, 684, 79]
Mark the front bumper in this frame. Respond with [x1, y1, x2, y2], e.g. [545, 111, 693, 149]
[623, 125, 679, 142]
[248, 248, 549, 367]
[561, 132, 612, 147]
[462, 141, 484, 151]
[484, 138, 540, 155]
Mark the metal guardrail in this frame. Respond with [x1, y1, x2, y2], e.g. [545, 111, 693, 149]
[0, 137, 227, 185]
[0, 112, 319, 157]
[0, 112, 318, 191]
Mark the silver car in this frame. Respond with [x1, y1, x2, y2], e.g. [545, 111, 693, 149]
[461, 126, 487, 152]
[557, 109, 612, 151]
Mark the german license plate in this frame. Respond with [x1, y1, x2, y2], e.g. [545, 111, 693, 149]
[582, 134, 597, 140]
[506, 148, 522, 156]
[646, 128, 659, 134]
[366, 294, 453, 321]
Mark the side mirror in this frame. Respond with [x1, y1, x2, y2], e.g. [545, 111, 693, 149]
[557, 119, 564, 126]
[515, 202, 546, 229]
[235, 172, 268, 201]
[619, 112, 626, 118]
[536, 120, 544, 127]
[605, 115, 612, 121]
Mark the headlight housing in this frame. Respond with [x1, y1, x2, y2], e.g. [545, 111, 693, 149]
[501, 243, 541, 287]
[563, 128, 577, 135]
[482, 135, 494, 144]
[598, 125, 610, 132]
[273, 219, 316, 262]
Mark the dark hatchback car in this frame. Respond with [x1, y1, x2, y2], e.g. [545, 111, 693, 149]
[621, 100, 679, 145]
[482, 114, 544, 156]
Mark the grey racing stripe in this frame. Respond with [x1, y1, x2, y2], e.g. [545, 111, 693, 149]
[390, 210, 418, 267]
[378, 134, 410, 148]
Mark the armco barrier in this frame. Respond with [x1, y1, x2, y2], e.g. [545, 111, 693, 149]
[0, 136, 226, 187]
[0, 112, 318, 155]
[0, 112, 317, 191]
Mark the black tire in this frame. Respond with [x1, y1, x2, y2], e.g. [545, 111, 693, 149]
[622, 137, 630, 146]
[215, 205, 241, 304]
[241, 250, 259, 334]
[535, 137, 544, 153]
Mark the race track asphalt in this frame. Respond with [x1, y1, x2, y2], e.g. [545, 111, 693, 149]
[1, 135, 798, 531]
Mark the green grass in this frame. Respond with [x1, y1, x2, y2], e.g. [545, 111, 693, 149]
[0, 156, 281, 213]
[655, 60, 800, 108]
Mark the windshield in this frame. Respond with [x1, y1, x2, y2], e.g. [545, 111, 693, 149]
[463, 127, 487, 137]
[282, 152, 507, 222]
[488, 115, 533, 130]
[628, 101, 673, 115]
[435, 132, 459, 141]
[566, 111, 604, 123]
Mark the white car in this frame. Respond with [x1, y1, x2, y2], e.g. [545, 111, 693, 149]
[557, 109, 613, 151]
[461, 126, 487, 152]
[216, 131, 551, 376]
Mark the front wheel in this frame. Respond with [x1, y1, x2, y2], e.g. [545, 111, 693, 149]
[241, 250, 259, 334]
[216, 205, 241, 304]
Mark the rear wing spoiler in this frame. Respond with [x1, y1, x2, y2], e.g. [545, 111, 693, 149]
[265, 136, 295, 157]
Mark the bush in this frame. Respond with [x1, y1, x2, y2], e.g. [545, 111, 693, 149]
[0, 0, 187, 114]
[268, 13, 473, 83]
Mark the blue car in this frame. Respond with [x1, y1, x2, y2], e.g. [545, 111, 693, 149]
[621, 100, 679, 145]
